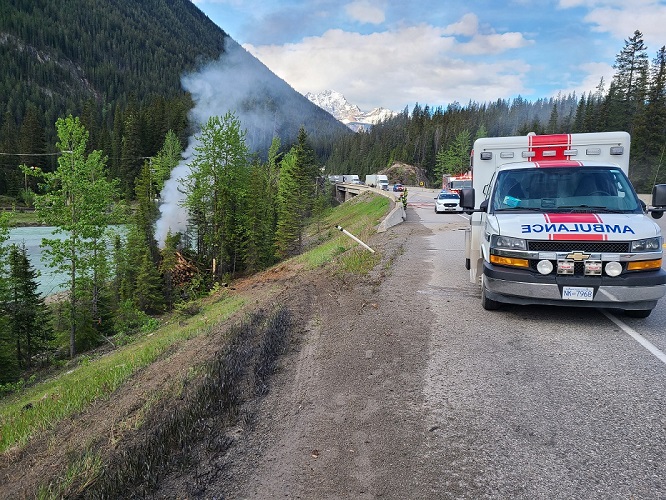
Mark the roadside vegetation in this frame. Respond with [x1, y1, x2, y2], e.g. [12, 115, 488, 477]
[0, 187, 390, 497]
[0, 113, 338, 390]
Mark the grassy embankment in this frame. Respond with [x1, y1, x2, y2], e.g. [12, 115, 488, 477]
[0, 192, 390, 458]
[2, 209, 40, 227]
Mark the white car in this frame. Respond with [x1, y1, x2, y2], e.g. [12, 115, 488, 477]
[434, 191, 460, 213]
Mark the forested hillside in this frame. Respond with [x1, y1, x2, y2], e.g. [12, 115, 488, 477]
[0, 0, 348, 199]
[326, 31, 666, 193]
[0, 0, 229, 197]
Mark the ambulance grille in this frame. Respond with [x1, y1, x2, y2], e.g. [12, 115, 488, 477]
[527, 241, 631, 253]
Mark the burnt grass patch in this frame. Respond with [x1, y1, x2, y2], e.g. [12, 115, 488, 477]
[81, 306, 291, 498]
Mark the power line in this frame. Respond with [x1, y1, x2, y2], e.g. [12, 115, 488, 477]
[0, 152, 63, 156]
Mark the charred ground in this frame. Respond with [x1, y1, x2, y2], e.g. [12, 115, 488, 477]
[0, 204, 441, 498]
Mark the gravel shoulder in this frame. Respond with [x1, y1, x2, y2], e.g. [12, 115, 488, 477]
[154, 211, 438, 498]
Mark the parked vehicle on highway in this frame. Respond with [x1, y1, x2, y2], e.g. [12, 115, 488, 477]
[343, 174, 360, 184]
[434, 191, 460, 213]
[460, 131, 666, 317]
[393, 183, 404, 192]
[366, 174, 389, 190]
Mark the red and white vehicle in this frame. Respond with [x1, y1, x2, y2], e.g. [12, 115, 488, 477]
[459, 131, 666, 317]
[443, 174, 472, 193]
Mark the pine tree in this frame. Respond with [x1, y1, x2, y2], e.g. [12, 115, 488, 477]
[275, 149, 302, 259]
[434, 130, 471, 181]
[0, 213, 19, 383]
[182, 112, 250, 279]
[612, 30, 650, 131]
[152, 129, 183, 193]
[159, 231, 180, 310]
[134, 245, 164, 314]
[6, 243, 52, 369]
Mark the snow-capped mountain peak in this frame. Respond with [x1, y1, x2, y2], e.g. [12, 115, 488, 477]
[305, 90, 397, 131]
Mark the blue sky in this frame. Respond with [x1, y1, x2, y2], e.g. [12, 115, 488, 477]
[191, 0, 666, 112]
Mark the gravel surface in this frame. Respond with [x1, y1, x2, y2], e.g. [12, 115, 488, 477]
[145, 207, 438, 499]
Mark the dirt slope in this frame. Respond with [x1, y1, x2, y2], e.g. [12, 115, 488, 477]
[153, 216, 437, 498]
[0, 210, 436, 499]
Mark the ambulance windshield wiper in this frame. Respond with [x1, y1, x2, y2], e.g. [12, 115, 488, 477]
[495, 207, 544, 212]
[556, 205, 625, 213]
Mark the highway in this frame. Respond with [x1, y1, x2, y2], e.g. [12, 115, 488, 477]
[405, 186, 666, 497]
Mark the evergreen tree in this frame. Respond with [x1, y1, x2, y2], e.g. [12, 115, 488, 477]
[434, 129, 472, 181]
[0, 111, 20, 196]
[134, 245, 165, 314]
[6, 243, 52, 369]
[134, 161, 160, 261]
[547, 105, 559, 133]
[120, 109, 144, 199]
[0, 213, 19, 383]
[182, 112, 250, 279]
[612, 30, 650, 130]
[152, 129, 183, 193]
[159, 231, 181, 311]
[275, 149, 302, 259]
[632, 45, 666, 188]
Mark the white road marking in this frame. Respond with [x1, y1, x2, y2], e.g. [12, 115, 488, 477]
[601, 310, 666, 365]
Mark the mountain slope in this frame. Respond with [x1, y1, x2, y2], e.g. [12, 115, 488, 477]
[0, 0, 349, 195]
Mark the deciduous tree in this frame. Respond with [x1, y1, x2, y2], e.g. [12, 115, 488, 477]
[34, 115, 119, 357]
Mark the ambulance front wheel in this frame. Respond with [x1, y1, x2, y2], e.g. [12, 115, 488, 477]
[481, 276, 501, 311]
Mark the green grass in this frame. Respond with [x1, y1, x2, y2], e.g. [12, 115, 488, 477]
[296, 193, 390, 269]
[36, 449, 103, 499]
[0, 191, 392, 456]
[3, 209, 41, 227]
[336, 247, 382, 275]
[0, 295, 245, 454]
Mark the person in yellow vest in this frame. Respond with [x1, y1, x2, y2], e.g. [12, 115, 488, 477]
[401, 187, 408, 209]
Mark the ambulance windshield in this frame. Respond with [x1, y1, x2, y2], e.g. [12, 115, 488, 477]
[491, 167, 642, 214]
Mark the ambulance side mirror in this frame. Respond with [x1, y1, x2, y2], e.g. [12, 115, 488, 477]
[459, 188, 474, 212]
[649, 184, 666, 219]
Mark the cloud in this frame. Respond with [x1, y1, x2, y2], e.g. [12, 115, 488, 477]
[443, 12, 478, 37]
[344, 0, 385, 24]
[557, 0, 666, 50]
[244, 20, 533, 110]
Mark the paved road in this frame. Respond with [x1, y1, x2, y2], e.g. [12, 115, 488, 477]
[405, 188, 666, 498]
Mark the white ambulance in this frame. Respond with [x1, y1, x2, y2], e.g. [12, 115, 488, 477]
[460, 131, 666, 318]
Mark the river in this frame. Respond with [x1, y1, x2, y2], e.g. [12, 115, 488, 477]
[6, 226, 125, 298]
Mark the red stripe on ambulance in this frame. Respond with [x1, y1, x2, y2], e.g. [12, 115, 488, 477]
[544, 213, 602, 224]
[528, 133, 570, 161]
[549, 233, 607, 241]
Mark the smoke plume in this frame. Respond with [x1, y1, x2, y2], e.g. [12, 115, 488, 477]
[154, 37, 344, 246]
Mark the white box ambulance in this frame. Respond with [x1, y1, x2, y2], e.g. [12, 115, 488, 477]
[460, 131, 666, 317]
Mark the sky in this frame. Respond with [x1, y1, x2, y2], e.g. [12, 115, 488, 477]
[190, 0, 666, 113]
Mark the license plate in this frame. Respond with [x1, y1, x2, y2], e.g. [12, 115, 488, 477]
[562, 286, 594, 301]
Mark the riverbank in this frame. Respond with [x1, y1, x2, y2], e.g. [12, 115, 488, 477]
[1, 208, 43, 227]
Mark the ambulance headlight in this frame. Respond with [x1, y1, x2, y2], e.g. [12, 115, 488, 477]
[631, 237, 662, 252]
[491, 235, 527, 251]
[537, 260, 554, 275]
[605, 261, 623, 277]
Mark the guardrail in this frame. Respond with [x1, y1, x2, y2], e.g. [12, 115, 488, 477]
[334, 182, 405, 231]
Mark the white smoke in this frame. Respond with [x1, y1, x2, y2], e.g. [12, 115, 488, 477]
[154, 37, 314, 247]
